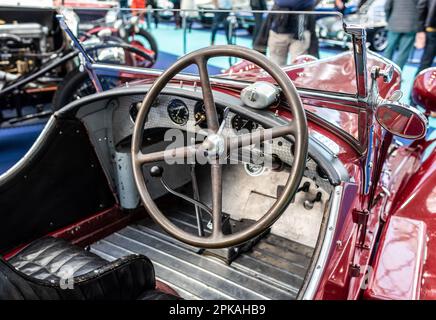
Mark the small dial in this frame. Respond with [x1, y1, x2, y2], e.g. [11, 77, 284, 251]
[167, 99, 189, 125]
[194, 102, 208, 127]
[231, 115, 259, 132]
[194, 101, 224, 128]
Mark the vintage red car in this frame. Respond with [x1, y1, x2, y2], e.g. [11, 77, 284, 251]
[0, 11, 434, 301]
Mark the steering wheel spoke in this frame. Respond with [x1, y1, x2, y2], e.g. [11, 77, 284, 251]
[210, 163, 223, 239]
[136, 144, 200, 164]
[195, 57, 220, 133]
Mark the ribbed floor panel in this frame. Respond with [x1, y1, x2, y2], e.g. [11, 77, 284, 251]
[91, 207, 313, 300]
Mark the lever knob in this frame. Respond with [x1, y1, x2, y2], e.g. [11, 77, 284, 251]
[150, 166, 163, 178]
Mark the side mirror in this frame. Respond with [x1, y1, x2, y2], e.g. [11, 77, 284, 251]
[412, 67, 436, 116]
[375, 101, 428, 140]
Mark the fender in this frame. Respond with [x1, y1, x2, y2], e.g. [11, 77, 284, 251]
[373, 139, 436, 299]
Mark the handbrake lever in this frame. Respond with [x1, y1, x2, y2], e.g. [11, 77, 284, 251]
[149, 166, 213, 219]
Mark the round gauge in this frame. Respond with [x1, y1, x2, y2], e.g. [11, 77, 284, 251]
[167, 99, 189, 125]
[231, 115, 259, 132]
[244, 163, 265, 177]
[194, 101, 224, 128]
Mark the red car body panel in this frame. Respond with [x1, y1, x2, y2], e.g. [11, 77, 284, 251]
[223, 52, 401, 99]
[412, 67, 436, 115]
[382, 140, 436, 299]
[365, 216, 427, 300]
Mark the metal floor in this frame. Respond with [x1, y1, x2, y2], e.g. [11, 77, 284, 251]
[91, 206, 314, 300]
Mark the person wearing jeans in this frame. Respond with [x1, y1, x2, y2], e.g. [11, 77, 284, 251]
[250, 0, 267, 46]
[384, 0, 419, 70]
[416, 0, 436, 73]
[267, 0, 315, 66]
[210, 0, 233, 45]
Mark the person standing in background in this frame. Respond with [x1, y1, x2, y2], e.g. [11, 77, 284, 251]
[131, 0, 146, 18]
[210, 0, 233, 45]
[267, 0, 315, 66]
[383, 0, 419, 70]
[172, 0, 182, 29]
[416, 0, 436, 73]
[146, 0, 160, 29]
[308, 0, 321, 58]
[181, 0, 197, 32]
[119, 0, 129, 19]
[335, 0, 348, 13]
[250, 0, 267, 46]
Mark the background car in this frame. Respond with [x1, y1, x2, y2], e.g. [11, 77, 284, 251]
[315, 0, 359, 15]
[317, 0, 388, 52]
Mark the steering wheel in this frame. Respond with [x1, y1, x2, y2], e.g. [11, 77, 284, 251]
[132, 45, 308, 249]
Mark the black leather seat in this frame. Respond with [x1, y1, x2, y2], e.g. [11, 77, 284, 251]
[0, 237, 179, 300]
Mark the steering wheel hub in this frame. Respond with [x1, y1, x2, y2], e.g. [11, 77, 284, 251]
[202, 133, 225, 158]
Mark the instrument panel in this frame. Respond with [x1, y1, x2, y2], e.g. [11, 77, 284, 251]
[108, 94, 337, 193]
[120, 94, 273, 141]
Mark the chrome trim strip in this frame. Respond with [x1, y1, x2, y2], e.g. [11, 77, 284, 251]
[0, 116, 56, 184]
[344, 25, 368, 99]
[91, 63, 363, 105]
[302, 185, 342, 300]
[58, 7, 344, 17]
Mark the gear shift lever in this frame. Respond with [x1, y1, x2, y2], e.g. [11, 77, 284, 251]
[149, 165, 164, 178]
[149, 166, 213, 218]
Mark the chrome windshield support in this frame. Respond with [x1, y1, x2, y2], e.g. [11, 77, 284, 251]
[56, 15, 103, 92]
[344, 24, 368, 100]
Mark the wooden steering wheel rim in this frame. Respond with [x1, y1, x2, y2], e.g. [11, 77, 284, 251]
[131, 45, 308, 249]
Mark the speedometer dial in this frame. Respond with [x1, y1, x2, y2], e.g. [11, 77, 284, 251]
[167, 99, 189, 125]
[231, 115, 259, 132]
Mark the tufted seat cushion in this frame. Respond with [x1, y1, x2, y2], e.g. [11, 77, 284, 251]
[0, 237, 180, 300]
[9, 237, 108, 281]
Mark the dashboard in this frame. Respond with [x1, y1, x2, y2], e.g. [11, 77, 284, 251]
[70, 83, 350, 204]
[108, 93, 336, 193]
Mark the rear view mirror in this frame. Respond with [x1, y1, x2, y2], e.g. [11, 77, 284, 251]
[375, 102, 428, 139]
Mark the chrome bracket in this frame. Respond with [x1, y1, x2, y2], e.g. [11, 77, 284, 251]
[344, 24, 368, 100]
[56, 14, 103, 92]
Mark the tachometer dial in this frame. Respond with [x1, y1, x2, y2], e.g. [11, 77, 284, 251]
[231, 115, 259, 132]
[167, 99, 189, 125]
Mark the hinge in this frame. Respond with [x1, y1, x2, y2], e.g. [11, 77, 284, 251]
[353, 209, 370, 225]
[350, 264, 361, 278]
